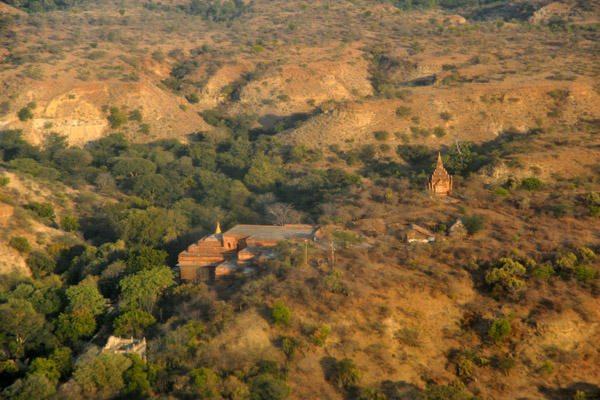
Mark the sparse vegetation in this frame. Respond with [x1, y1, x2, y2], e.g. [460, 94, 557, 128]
[0, 1, 599, 399]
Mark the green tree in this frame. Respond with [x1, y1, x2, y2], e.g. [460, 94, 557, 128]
[74, 353, 132, 398]
[60, 214, 80, 232]
[53, 148, 92, 172]
[25, 202, 55, 220]
[50, 347, 73, 379]
[17, 107, 34, 121]
[520, 177, 543, 191]
[271, 300, 291, 325]
[131, 173, 171, 201]
[250, 375, 290, 400]
[108, 106, 128, 129]
[489, 318, 512, 345]
[42, 132, 69, 158]
[420, 381, 474, 400]
[359, 387, 387, 400]
[485, 258, 526, 294]
[122, 353, 151, 397]
[442, 142, 485, 176]
[65, 278, 107, 315]
[118, 207, 176, 247]
[0, 299, 46, 357]
[125, 246, 168, 274]
[111, 157, 156, 178]
[9, 236, 31, 253]
[189, 367, 221, 398]
[0, 129, 40, 161]
[335, 358, 363, 389]
[27, 357, 60, 384]
[113, 309, 156, 337]
[55, 309, 97, 344]
[26, 251, 56, 278]
[462, 214, 485, 235]
[3, 373, 56, 400]
[118, 265, 175, 312]
[244, 155, 286, 193]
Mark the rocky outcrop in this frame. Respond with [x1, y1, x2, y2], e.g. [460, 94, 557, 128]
[529, 2, 574, 24]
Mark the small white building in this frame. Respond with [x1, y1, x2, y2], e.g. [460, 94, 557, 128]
[400, 224, 436, 243]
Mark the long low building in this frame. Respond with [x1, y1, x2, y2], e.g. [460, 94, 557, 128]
[178, 223, 320, 282]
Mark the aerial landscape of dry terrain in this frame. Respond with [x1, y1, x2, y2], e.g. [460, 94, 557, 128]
[0, 0, 599, 398]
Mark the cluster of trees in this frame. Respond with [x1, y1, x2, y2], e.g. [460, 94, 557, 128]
[2, 0, 92, 12]
[387, 0, 513, 11]
[181, 0, 246, 22]
[0, 113, 371, 396]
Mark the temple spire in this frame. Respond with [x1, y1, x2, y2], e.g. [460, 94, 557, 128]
[215, 221, 221, 234]
[437, 152, 444, 168]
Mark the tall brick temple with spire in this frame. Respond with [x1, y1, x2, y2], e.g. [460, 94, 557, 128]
[428, 152, 453, 196]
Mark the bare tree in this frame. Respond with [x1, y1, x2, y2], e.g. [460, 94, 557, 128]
[265, 203, 302, 226]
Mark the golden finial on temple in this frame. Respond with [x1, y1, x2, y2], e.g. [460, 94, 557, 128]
[215, 221, 221, 234]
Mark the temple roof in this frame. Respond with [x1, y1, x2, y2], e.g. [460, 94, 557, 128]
[224, 224, 319, 241]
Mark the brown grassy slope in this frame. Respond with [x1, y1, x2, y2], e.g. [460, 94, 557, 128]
[0, 0, 598, 150]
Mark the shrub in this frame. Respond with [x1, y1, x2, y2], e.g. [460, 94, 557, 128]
[583, 192, 600, 206]
[520, 177, 543, 191]
[18, 107, 34, 121]
[440, 111, 452, 121]
[0, 176, 9, 186]
[574, 265, 596, 282]
[549, 203, 569, 218]
[394, 327, 421, 347]
[577, 247, 595, 261]
[9, 236, 31, 253]
[108, 107, 128, 129]
[532, 265, 555, 279]
[555, 252, 577, 270]
[26, 251, 56, 278]
[373, 131, 389, 141]
[359, 145, 376, 163]
[335, 358, 363, 389]
[489, 318, 512, 345]
[457, 358, 474, 378]
[485, 258, 526, 294]
[395, 106, 411, 118]
[462, 214, 485, 235]
[60, 215, 79, 232]
[333, 230, 364, 248]
[186, 93, 200, 104]
[271, 301, 291, 325]
[129, 109, 142, 122]
[493, 187, 510, 197]
[281, 336, 298, 360]
[497, 355, 516, 375]
[25, 202, 55, 220]
[151, 50, 165, 62]
[359, 387, 387, 400]
[422, 382, 473, 400]
[433, 126, 446, 137]
[310, 325, 330, 346]
[249, 375, 290, 400]
[541, 361, 555, 374]
[139, 124, 151, 135]
[256, 360, 279, 378]
[189, 367, 220, 398]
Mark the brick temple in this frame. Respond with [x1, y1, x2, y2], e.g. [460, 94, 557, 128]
[177, 223, 320, 282]
[428, 152, 453, 195]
